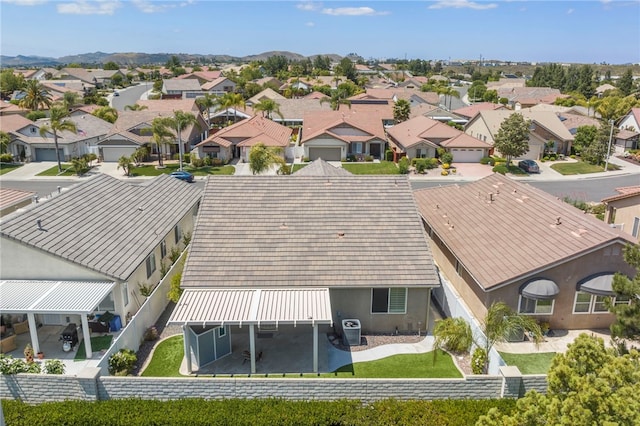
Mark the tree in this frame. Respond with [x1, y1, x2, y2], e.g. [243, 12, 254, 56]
[103, 61, 119, 71]
[477, 334, 640, 426]
[70, 156, 89, 176]
[131, 146, 148, 166]
[433, 317, 473, 354]
[0, 69, 25, 100]
[596, 95, 640, 121]
[19, 80, 52, 111]
[493, 113, 531, 164]
[0, 131, 10, 154]
[393, 99, 411, 123]
[572, 125, 598, 156]
[63, 91, 81, 109]
[248, 142, 285, 175]
[163, 110, 200, 171]
[617, 69, 634, 96]
[195, 93, 217, 128]
[117, 155, 133, 176]
[336, 57, 357, 82]
[253, 98, 284, 120]
[581, 121, 615, 165]
[38, 105, 77, 173]
[606, 243, 640, 350]
[148, 117, 174, 167]
[216, 92, 245, 123]
[124, 104, 148, 111]
[468, 81, 487, 103]
[436, 86, 460, 110]
[319, 90, 351, 111]
[92, 106, 118, 123]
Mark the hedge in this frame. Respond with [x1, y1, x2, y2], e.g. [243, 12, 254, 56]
[2, 398, 516, 426]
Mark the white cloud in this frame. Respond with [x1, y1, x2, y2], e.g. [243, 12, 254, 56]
[2, 0, 47, 5]
[567, 8, 574, 14]
[322, 7, 390, 16]
[428, 1, 498, 10]
[57, 0, 122, 15]
[132, 0, 173, 13]
[305, 21, 315, 27]
[296, 2, 321, 12]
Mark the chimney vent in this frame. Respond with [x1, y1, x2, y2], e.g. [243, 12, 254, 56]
[556, 216, 562, 225]
[37, 219, 43, 230]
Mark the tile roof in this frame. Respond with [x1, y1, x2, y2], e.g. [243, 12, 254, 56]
[301, 109, 387, 143]
[293, 158, 353, 176]
[163, 79, 202, 91]
[0, 187, 34, 211]
[176, 70, 222, 82]
[196, 115, 291, 149]
[0, 114, 35, 133]
[183, 176, 439, 288]
[616, 129, 640, 140]
[472, 110, 574, 142]
[440, 132, 492, 148]
[201, 77, 233, 91]
[38, 113, 112, 143]
[413, 174, 633, 290]
[247, 88, 286, 105]
[386, 115, 479, 149]
[137, 98, 200, 114]
[0, 174, 201, 281]
[601, 186, 640, 203]
[452, 103, 505, 119]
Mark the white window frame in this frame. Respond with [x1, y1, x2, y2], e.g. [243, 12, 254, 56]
[518, 295, 554, 315]
[633, 216, 640, 238]
[371, 288, 407, 314]
[160, 240, 167, 259]
[145, 253, 156, 279]
[573, 291, 593, 314]
[97, 292, 115, 312]
[174, 225, 182, 244]
[354, 142, 363, 154]
[122, 282, 129, 308]
[573, 291, 616, 314]
[217, 326, 226, 338]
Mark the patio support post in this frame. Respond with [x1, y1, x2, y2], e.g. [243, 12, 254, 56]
[80, 314, 92, 358]
[313, 323, 318, 373]
[26, 313, 40, 354]
[249, 324, 256, 374]
[183, 325, 192, 374]
[425, 288, 432, 335]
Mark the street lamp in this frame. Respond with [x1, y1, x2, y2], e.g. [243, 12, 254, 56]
[604, 119, 614, 172]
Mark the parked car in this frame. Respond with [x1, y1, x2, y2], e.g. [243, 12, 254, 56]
[518, 159, 540, 173]
[113, 91, 119, 96]
[170, 171, 194, 183]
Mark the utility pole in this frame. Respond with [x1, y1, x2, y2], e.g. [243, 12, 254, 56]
[604, 119, 615, 172]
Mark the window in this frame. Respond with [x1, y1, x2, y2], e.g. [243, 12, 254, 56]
[122, 282, 129, 307]
[371, 288, 407, 314]
[160, 241, 167, 259]
[455, 260, 462, 276]
[593, 295, 609, 312]
[633, 217, 640, 238]
[354, 143, 363, 154]
[97, 292, 115, 312]
[518, 296, 554, 314]
[416, 148, 427, 158]
[573, 292, 592, 313]
[573, 292, 614, 314]
[218, 327, 226, 338]
[174, 225, 182, 244]
[614, 295, 631, 306]
[145, 253, 156, 278]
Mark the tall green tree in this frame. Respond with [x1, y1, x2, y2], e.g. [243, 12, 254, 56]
[0, 69, 25, 100]
[19, 80, 52, 111]
[606, 243, 640, 350]
[38, 105, 77, 173]
[117, 155, 133, 176]
[164, 111, 200, 171]
[319, 90, 351, 111]
[248, 142, 285, 175]
[572, 125, 598, 156]
[0, 131, 11, 154]
[216, 92, 246, 123]
[195, 93, 217, 128]
[393, 99, 411, 123]
[581, 121, 615, 166]
[336, 57, 357, 82]
[477, 334, 640, 426]
[253, 98, 284, 120]
[92, 106, 118, 123]
[596, 95, 640, 121]
[493, 113, 531, 164]
[148, 117, 174, 167]
[617, 69, 634, 96]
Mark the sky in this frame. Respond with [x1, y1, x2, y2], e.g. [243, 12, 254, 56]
[1, 0, 639, 64]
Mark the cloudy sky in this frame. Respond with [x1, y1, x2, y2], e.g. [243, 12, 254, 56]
[1, 0, 638, 64]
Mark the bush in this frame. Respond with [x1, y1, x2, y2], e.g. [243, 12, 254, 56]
[540, 158, 546, 163]
[108, 349, 137, 376]
[168, 270, 183, 303]
[471, 348, 488, 374]
[398, 157, 409, 174]
[480, 157, 492, 165]
[211, 158, 224, 167]
[492, 164, 509, 175]
[347, 154, 356, 162]
[303, 156, 310, 162]
[543, 156, 549, 161]
[441, 170, 449, 176]
[0, 153, 14, 163]
[203, 156, 212, 167]
[169, 246, 181, 263]
[143, 326, 159, 342]
[442, 163, 450, 170]
[191, 158, 205, 168]
[183, 153, 190, 164]
[415, 159, 427, 173]
[26, 110, 47, 121]
[278, 164, 292, 175]
[440, 152, 453, 165]
[385, 149, 394, 161]
[570, 154, 576, 159]
[43, 359, 65, 375]
[364, 155, 373, 162]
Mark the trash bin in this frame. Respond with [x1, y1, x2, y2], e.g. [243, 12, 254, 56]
[342, 319, 361, 346]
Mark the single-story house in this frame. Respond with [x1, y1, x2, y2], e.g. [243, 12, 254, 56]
[413, 174, 635, 332]
[0, 187, 34, 218]
[613, 129, 639, 152]
[169, 175, 439, 373]
[162, 79, 204, 99]
[618, 108, 640, 133]
[201, 77, 236, 96]
[0, 174, 201, 358]
[602, 186, 640, 242]
[193, 115, 292, 162]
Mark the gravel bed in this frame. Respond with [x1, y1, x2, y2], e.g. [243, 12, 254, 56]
[329, 333, 425, 352]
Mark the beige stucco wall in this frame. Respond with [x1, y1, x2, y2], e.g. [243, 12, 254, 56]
[330, 287, 431, 334]
[304, 138, 348, 159]
[464, 120, 494, 145]
[605, 196, 640, 242]
[428, 229, 634, 331]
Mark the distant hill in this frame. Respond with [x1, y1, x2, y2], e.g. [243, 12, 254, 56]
[0, 51, 344, 68]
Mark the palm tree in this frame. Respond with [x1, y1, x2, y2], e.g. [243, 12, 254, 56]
[253, 98, 284, 120]
[0, 131, 10, 154]
[224, 93, 246, 123]
[148, 117, 174, 167]
[38, 105, 77, 173]
[19, 80, 52, 111]
[117, 155, 133, 176]
[319, 90, 351, 111]
[195, 93, 218, 129]
[436, 86, 460, 110]
[393, 99, 411, 123]
[124, 104, 148, 111]
[164, 111, 200, 171]
[249, 143, 285, 175]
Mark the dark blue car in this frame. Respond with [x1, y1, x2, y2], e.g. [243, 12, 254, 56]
[170, 171, 195, 183]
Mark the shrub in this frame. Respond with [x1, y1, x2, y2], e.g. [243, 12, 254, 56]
[108, 349, 137, 376]
[143, 326, 159, 342]
[0, 153, 14, 163]
[398, 157, 409, 174]
[543, 156, 549, 161]
[211, 158, 224, 167]
[364, 155, 373, 162]
[169, 246, 181, 263]
[471, 347, 488, 374]
[442, 163, 450, 170]
[492, 164, 509, 175]
[347, 154, 356, 162]
[385, 149, 394, 161]
[480, 157, 492, 165]
[415, 159, 427, 173]
[182, 231, 192, 247]
[540, 158, 546, 163]
[433, 318, 472, 354]
[139, 282, 154, 297]
[441, 170, 449, 176]
[26, 110, 47, 121]
[43, 359, 65, 375]
[549, 155, 556, 161]
[440, 152, 453, 165]
[183, 153, 190, 164]
[168, 271, 183, 303]
[570, 154, 576, 159]
[203, 156, 212, 167]
[303, 156, 310, 162]
[191, 158, 205, 168]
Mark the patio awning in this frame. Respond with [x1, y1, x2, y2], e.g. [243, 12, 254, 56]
[520, 278, 560, 300]
[0, 280, 115, 314]
[168, 288, 333, 326]
[577, 273, 616, 296]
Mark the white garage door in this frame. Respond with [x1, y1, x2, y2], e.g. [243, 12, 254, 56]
[102, 147, 137, 162]
[516, 144, 541, 161]
[309, 147, 341, 161]
[35, 148, 64, 162]
[451, 148, 484, 163]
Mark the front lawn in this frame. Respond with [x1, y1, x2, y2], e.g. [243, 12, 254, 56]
[341, 161, 399, 175]
[499, 351, 556, 374]
[292, 164, 307, 173]
[128, 164, 234, 177]
[0, 163, 21, 175]
[550, 161, 619, 175]
[141, 335, 184, 377]
[36, 164, 78, 176]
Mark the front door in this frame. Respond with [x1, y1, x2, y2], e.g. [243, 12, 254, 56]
[370, 143, 381, 159]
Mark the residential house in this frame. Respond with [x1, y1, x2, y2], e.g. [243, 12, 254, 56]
[176, 70, 223, 85]
[602, 186, 640, 241]
[301, 108, 388, 161]
[57, 68, 124, 89]
[0, 174, 201, 358]
[292, 158, 353, 176]
[355, 64, 376, 75]
[0, 187, 34, 218]
[619, 108, 640, 133]
[246, 88, 286, 107]
[162, 79, 204, 99]
[495, 87, 564, 110]
[613, 129, 639, 152]
[452, 103, 507, 122]
[201, 77, 236, 96]
[465, 110, 574, 160]
[193, 115, 292, 162]
[169, 175, 439, 373]
[410, 104, 469, 125]
[386, 115, 491, 162]
[414, 174, 635, 332]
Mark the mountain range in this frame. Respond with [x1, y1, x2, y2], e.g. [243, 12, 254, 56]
[0, 51, 344, 68]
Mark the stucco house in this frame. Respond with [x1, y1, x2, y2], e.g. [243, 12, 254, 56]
[602, 186, 640, 242]
[386, 115, 491, 162]
[169, 175, 439, 373]
[619, 108, 640, 133]
[0, 174, 201, 359]
[162, 79, 204, 99]
[413, 174, 635, 334]
[201, 77, 236, 96]
[465, 110, 574, 160]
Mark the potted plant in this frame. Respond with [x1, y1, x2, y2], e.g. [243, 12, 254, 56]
[24, 343, 34, 364]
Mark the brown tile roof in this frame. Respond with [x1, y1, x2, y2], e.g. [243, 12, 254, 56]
[293, 158, 352, 176]
[137, 98, 200, 114]
[386, 116, 473, 149]
[616, 129, 639, 140]
[176, 70, 222, 82]
[163, 78, 202, 91]
[452, 103, 504, 119]
[472, 110, 574, 142]
[0, 187, 34, 212]
[183, 176, 439, 288]
[196, 115, 291, 149]
[440, 132, 492, 148]
[301, 109, 386, 143]
[0, 114, 35, 133]
[601, 186, 640, 203]
[0, 103, 28, 115]
[414, 174, 633, 290]
[201, 77, 233, 91]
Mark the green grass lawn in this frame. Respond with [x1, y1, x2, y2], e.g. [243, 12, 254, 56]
[550, 161, 619, 175]
[37, 164, 78, 176]
[499, 352, 556, 374]
[291, 164, 307, 173]
[0, 163, 21, 175]
[341, 161, 400, 175]
[129, 164, 234, 177]
[142, 335, 461, 378]
[74, 335, 114, 361]
[141, 335, 184, 377]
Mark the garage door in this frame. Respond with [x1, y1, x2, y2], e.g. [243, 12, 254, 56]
[35, 148, 64, 162]
[102, 147, 137, 162]
[516, 144, 541, 161]
[450, 148, 484, 163]
[309, 147, 341, 161]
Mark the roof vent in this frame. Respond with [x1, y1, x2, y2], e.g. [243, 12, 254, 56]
[488, 192, 494, 203]
[37, 219, 43, 230]
[279, 222, 288, 230]
[555, 216, 562, 225]
[337, 232, 345, 238]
